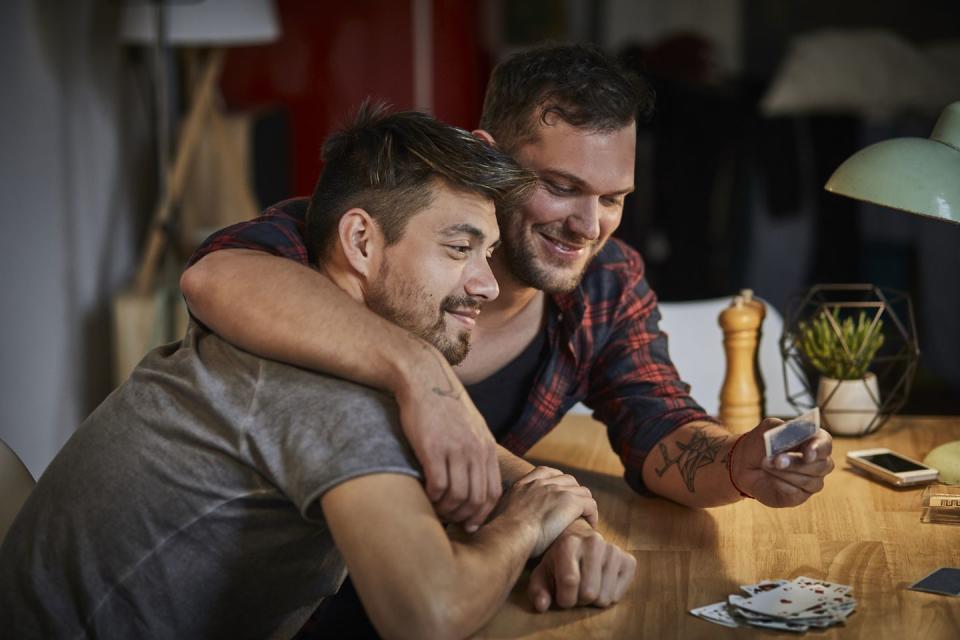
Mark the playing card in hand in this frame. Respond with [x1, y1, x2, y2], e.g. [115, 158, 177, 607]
[764, 408, 820, 457]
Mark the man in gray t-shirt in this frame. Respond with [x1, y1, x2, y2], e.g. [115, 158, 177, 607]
[1, 322, 420, 638]
[0, 107, 608, 639]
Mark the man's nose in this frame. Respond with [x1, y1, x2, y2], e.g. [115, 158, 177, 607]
[464, 257, 499, 302]
[567, 196, 601, 241]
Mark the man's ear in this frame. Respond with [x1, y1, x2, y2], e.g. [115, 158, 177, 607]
[337, 208, 382, 278]
[471, 128, 496, 147]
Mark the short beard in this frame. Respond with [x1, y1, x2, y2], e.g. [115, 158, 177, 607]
[367, 265, 474, 366]
[499, 218, 595, 294]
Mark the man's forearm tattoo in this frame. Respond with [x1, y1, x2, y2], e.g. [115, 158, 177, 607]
[654, 428, 729, 492]
[721, 447, 733, 470]
[411, 334, 462, 400]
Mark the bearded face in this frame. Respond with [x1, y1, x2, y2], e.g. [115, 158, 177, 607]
[496, 119, 637, 293]
[368, 261, 479, 365]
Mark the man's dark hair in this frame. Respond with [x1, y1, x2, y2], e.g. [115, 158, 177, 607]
[478, 43, 654, 152]
[307, 102, 537, 261]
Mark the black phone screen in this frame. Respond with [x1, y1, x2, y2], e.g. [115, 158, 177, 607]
[862, 453, 928, 473]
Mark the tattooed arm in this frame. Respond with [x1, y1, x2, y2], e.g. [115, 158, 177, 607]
[642, 418, 835, 509]
[641, 421, 739, 507]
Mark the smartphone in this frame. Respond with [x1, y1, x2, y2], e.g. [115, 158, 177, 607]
[846, 448, 939, 486]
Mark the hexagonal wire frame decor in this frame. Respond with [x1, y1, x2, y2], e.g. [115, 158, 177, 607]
[779, 284, 920, 435]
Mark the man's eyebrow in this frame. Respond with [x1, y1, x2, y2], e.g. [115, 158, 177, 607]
[540, 168, 634, 196]
[438, 223, 487, 241]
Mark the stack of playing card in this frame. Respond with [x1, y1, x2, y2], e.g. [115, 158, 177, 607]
[690, 576, 857, 632]
[764, 408, 820, 458]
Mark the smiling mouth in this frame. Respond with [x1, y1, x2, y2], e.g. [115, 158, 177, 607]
[538, 231, 589, 258]
[444, 307, 481, 327]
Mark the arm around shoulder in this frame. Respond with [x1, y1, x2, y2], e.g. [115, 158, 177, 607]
[181, 248, 419, 392]
[183, 248, 504, 532]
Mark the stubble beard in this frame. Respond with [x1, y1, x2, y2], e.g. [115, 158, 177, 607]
[367, 264, 473, 366]
[500, 217, 599, 294]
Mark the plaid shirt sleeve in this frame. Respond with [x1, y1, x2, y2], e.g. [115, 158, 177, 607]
[185, 198, 312, 270]
[584, 242, 719, 495]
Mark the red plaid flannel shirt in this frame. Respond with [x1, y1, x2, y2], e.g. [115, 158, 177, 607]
[187, 198, 717, 493]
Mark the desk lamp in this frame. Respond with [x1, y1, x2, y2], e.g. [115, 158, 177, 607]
[825, 101, 960, 483]
[826, 101, 960, 224]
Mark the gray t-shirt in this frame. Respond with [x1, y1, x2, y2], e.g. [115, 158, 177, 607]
[0, 322, 421, 639]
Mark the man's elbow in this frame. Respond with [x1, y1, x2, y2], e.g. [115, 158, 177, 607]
[179, 258, 210, 311]
[180, 253, 233, 322]
[180, 249, 270, 313]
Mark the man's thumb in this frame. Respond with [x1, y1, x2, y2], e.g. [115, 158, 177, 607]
[752, 417, 785, 435]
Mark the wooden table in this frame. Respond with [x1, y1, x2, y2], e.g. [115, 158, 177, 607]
[478, 415, 960, 639]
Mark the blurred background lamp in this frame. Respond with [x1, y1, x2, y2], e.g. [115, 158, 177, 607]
[112, 0, 279, 388]
[825, 101, 960, 224]
[120, 0, 279, 46]
[118, 0, 280, 295]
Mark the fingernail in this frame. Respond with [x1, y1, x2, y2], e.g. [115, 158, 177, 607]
[465, 524, 479, 533]
[776, 456, 790, 470]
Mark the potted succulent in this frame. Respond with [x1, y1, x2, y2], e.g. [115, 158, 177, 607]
[796, 308, 885, 435]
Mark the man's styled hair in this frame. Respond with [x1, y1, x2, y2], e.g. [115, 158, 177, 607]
[478, 43, 654, 152]
[307, 102, 537, 261]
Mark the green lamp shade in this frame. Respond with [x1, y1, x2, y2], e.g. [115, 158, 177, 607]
[825, 102, 960, 224]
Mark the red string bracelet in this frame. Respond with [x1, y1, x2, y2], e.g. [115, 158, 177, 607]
[728, 433, 755, 499]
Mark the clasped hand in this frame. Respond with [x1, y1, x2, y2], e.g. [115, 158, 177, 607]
[503, 467, 636, 612]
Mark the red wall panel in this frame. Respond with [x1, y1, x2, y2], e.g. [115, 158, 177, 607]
[219, 0, 484, 198]
[431, 0, 488, 130]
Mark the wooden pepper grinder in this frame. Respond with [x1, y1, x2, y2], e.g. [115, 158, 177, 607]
[740, 288, 767, 412]
[719, 293, 763, 432]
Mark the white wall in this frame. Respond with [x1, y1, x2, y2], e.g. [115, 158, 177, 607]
[0, 0, 148, 477]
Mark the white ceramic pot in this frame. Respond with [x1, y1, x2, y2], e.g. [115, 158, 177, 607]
[816, 373, 881, 436]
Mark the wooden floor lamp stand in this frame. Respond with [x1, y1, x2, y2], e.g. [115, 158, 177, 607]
[111, 48, 225, 387]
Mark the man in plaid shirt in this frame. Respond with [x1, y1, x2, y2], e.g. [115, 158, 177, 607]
[183, 44, 834, 614]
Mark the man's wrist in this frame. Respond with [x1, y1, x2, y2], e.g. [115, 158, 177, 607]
[562, 516, 597, 536]
[727, 433, 755, 500]
[484, 509, 541, 557]
[391, 333, 452, 400]
[497, 447, 535, 484]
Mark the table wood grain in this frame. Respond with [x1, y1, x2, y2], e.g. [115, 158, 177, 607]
[478, 415, 960, 639]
